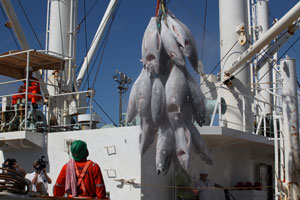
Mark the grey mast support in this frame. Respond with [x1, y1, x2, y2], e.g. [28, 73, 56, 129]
[0, 0, 49, 96]
[280, 57, 300, 199]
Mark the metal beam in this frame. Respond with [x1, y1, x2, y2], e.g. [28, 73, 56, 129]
[256, 21, 300, 69]
[224, 1, 300, 77]
[76, 0, 118, 88]
[1, 0, 29, 49]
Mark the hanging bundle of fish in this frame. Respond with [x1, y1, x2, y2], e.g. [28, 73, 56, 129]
[126, 9, 213, 175]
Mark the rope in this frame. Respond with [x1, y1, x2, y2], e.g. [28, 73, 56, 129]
[0, 4, 20, 49]
[0, 167, 30, 194]
[115, 180, 274, 191]
[17, 0, 43, 49]
[155, 0, 160, 17]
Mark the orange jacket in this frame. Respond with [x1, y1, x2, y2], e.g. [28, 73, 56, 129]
[23, 77, 41, 104]
[53, 160, 107, 199]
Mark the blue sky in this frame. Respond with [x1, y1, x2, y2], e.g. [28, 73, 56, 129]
[0, 0, 300, 126]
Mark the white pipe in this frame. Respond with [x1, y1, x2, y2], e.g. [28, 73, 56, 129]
[256, 21, 300, 68]
[273, 113, 279, 199]
[76, 0, 118, 87]
[219, 0, 252, 132]
[280, 57, 300, 198]
[224, 1, 300, 76]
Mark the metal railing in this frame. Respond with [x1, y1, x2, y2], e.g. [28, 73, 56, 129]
[0, 50, 97, 133]
[207, 85, 283, 138]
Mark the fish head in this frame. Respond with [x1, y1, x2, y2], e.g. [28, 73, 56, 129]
[176, 149, 189, 171]
[156, 149, 172, 175]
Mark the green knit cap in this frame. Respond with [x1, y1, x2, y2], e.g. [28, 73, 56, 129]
[71, 140, 87, 161]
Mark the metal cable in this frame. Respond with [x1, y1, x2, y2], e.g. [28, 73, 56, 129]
[232, 17, 300, 84]
[0, 4, 20, 49]
[91, 20, 113, 89]
[17, 0, 43, 49]
[93, 99, 117, 127]
[81, 23, 111, 90]
[78, 0, 119, 87]
[83, 0, 90, 89]
[200, 0, 208, 61]
[77, 0, 100, 28]
[178, 0, 219, 49]
[256, 33, 300, 84]
[200, 40, 239, 87]
[86, 0, 121, 90]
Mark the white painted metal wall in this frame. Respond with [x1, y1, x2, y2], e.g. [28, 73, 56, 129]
[219, 0, 253, 132]
[0, 127, 275, 200]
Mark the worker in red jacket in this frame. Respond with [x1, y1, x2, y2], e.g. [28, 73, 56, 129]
[23, 71, 42, 108]
[53, 140, 107, 199]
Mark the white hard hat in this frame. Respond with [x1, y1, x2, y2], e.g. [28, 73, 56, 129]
[200, 166, 209, 174]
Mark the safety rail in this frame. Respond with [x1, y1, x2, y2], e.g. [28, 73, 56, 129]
[208, 85, 283, 138]
[0, 49, 98, 133]
[0, 83, 97, 133]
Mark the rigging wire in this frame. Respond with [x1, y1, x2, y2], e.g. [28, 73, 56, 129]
[93, 99, 117, 127]
[232, 22, 300, 85]
[287, 40, 300, 59]
[200, 0, 208, 61]
[80, 0, 121, 126]
[0, 4, 20, 49]
[91, 20, 113, 89]
[78, 0, 119, 88]
[81, 23, 111, 90]
[199, 40, 238, 87]
[17, 0, 43, 49]
[81, 0, 121, 90]
[201, 25, 300, 98]
[83, 0, 90, 89]
[255, 33, 300, 84]
[91, 0, 121, 89]
[77, 0, 100, 29]
[83, 0, 88, 54]
[269, 9, 300, 61]
[178, 0, 219, 49]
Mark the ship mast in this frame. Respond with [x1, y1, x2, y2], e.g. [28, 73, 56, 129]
[46, 0, 118, 127]
[219, 0, 300, 198]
